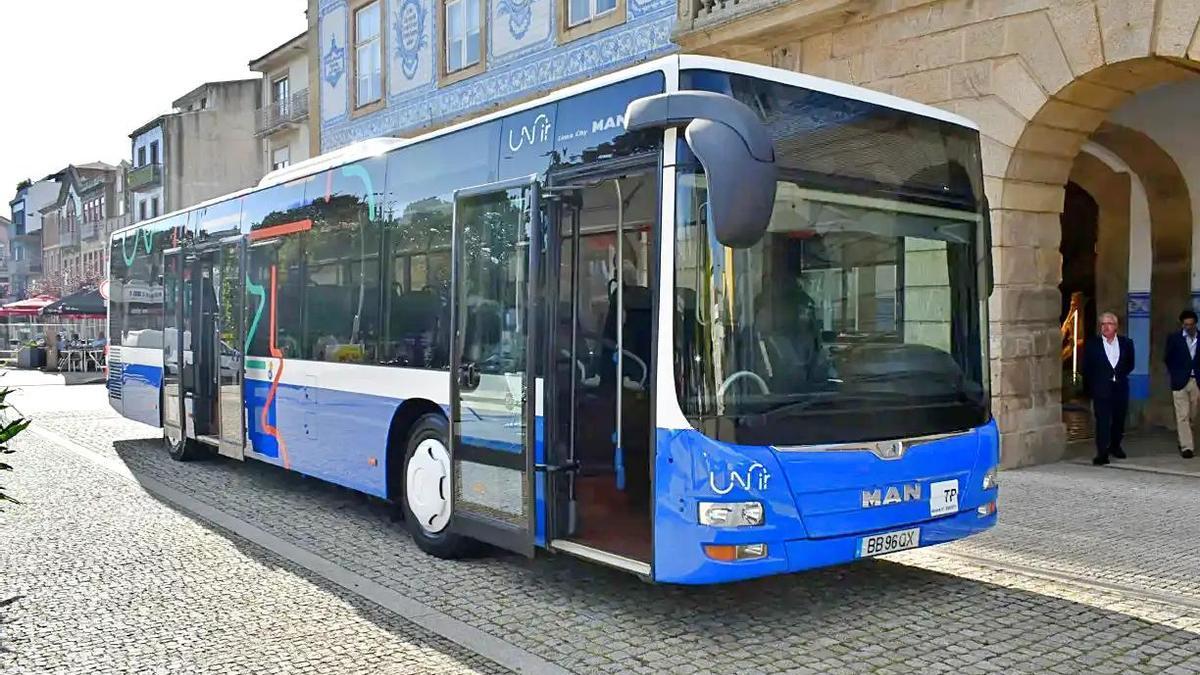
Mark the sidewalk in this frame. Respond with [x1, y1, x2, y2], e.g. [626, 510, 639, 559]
[0, 367, 105, 387]
[1067, 429, 1200, 478]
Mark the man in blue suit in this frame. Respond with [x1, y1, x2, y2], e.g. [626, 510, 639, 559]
[1164, 309, 1200, 459]
[1083, 312, 1135, 465]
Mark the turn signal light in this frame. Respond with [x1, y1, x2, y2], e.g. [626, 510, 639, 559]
[703, 543, 767, 562]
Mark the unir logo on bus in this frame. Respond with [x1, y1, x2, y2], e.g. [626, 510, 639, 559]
[709, 462, 771, 495]
[507, 113, 552, 153]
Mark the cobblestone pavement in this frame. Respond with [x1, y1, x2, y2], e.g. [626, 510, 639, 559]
[0, 432, 507, 675]
[5, 384, 1200, 673]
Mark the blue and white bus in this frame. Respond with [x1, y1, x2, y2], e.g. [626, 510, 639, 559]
[108, 56, 998, 585]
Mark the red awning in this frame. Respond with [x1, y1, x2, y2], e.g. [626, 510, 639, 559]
[0, 295, 59, 317]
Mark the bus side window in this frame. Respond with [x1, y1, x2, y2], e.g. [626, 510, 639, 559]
[301, 161, 385, 364]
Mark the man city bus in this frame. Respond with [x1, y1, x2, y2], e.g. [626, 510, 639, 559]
[107, 55, 998, 585]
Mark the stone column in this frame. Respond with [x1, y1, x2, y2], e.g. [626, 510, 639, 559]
[989, 207, 1068, 468]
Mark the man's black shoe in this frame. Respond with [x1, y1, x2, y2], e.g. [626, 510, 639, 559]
[1183, 449, 1195, 459]
[1110, 447, 1127, 459]
[1092, 455, 1110, 466]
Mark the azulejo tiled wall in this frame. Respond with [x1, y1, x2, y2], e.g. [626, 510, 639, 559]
[317, 0, 676, 152]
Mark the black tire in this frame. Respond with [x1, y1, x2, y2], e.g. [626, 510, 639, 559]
[165, 432, 209, 462]
[401, 413, 478, 559]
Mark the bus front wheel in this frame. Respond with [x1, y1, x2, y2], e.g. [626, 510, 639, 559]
[401, 413, 477, 559]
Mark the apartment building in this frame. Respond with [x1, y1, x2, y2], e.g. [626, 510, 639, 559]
[251, 32, 313, 177]
[128, 79, 263, 220]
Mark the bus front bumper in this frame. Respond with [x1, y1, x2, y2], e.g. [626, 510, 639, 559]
[659, 506, 997, 585]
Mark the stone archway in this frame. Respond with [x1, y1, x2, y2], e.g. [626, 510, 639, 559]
[994, 53, 1198, 466]
[1086, 123, 1193, 426]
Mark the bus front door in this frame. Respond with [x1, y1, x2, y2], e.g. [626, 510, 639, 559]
[448, 178, 542, 557]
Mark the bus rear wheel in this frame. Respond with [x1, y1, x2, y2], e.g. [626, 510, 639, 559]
[401, 413, 477, 559]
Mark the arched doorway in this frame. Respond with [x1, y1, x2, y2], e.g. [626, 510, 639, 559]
[1059, 181, 1098, 441]
[998, 55, 1198, 465]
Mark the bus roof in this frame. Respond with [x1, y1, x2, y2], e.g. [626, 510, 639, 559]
[113, 55, 977, 241]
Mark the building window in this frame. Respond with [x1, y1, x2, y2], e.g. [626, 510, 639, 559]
[137, 146, 146, 167]
[568, 0, 616, 27]
[139, 201, 147, 221]
[272, 146, 291, 171]
[149, 141, 159, 165]
[354, 1, 382, 107]
[445, 0, 482, 73]
[151, 197, 159, 219]
[558, 0, 624, 42]
[200, 97, 208, 109]
[273, 76, 290, 104]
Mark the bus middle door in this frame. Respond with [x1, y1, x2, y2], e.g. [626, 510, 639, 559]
[448, 176, 542, 557]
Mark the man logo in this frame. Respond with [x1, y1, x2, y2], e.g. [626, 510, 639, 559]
[861, 483, 922, 508]
[873, 439, 905, 459]
[591, 114, 625, 133]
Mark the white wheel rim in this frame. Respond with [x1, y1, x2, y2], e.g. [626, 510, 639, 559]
[406, 438, 451, 534]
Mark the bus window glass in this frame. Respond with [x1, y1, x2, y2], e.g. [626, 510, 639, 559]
[675, 71, 988, 447]
[195, 198, 244, 242]
[499, 104, 556, 178]
[246, 243, 274, 358]
[116, 215, 177, 349]
[242, 179, 309, 234]
[242, 181, 312, 359]
[276, 235, 303, 359]
[380, 122, 498, 369]
[109, 237, 127, 347]
[552, 73, 664, 169]
[302, 158, 386, 363]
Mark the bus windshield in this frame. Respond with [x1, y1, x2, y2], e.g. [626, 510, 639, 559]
[675, 71, 990, 447]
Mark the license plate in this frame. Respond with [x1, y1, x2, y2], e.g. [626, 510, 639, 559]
[929, 479, 960, 517]
[858, 527, 920, 557]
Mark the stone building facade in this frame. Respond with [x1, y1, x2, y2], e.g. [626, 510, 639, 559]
[128, 79, 263, 221]
[677, 0, 1200, 467]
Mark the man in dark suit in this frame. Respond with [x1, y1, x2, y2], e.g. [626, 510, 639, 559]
[1083, 312, 1135, 465]
[1164, 309, 1200, 459]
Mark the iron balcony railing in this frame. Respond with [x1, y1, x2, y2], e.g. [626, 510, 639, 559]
[127, 163, 162, 191]
[256, 89, 310, 137]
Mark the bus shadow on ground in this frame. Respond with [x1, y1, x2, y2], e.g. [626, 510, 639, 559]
[111, 438, 1200, 673]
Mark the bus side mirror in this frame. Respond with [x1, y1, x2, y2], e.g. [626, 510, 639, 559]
[624, 91, 777, 249]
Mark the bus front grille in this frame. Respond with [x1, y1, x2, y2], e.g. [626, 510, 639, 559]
[107, 348, 123, 400]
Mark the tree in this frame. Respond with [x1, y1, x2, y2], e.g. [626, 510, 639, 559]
[0, 388, 32, 507]
[14, 179, 31, 193]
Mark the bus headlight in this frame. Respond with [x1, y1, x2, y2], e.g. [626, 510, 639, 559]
[698, 501, 764, 527]
[982, 467, 998, 491]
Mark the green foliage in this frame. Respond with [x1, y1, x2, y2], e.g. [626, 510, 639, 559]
[0, 387, 32, 508]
